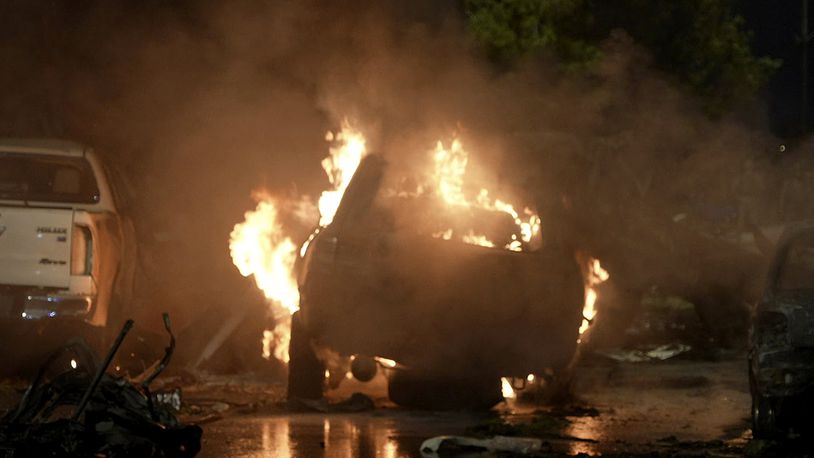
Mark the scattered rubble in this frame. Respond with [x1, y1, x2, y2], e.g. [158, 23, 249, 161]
[421, 435, 543, 456]
[0, 315, 202, 458]
[599, 343, 692, 363]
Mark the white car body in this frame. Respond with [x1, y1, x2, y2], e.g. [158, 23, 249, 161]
[0, 139, 126, 327]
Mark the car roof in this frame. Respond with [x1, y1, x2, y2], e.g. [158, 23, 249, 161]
[0, 138, 89, 157]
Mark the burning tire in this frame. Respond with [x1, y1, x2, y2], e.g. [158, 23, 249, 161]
[287, 312, 325, 401]
[387, 371, 503, 410]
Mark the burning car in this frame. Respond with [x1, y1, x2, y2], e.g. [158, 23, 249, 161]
[0, 139, 134, 367]
[749, 222, 814, 438]
[288, 152, 586, 409]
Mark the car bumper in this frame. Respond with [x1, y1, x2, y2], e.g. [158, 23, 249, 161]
[0, 288, 94, 321]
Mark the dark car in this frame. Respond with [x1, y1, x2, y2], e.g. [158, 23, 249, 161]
[749, 223, 814, 437]
[288, 155, 585, 409]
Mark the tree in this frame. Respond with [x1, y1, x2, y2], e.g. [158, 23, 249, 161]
[464, 0, 780, 113]
[465, 0, 599, 67]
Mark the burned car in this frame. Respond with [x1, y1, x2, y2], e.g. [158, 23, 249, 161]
[749, 223, 814, 437]
[289, 154, 585, 409]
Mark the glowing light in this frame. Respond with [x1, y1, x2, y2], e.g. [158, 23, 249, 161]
[230, 121, 368, 364]
[318, 121, 367, 226]
[461, 230, 495, 248]
[374, 356, 397, 368]
[230, 194, 300, 314]
[70, 359, 77, 369]
[501, 377, 516, 399]
[579, 258, 609, 335]
[431, 138, 541, 250]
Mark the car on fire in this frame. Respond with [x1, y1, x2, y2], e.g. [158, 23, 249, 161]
[0, 139, 135, 366]
[289, 154, 585, 409]
[749, 222, 814, 437]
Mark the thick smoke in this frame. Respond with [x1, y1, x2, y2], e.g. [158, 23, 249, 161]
[0, 1, 783, 357]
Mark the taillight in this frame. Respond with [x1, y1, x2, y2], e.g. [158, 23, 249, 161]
[71, 225, 93, 275]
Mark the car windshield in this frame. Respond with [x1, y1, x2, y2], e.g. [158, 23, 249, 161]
[776, 233, 814, 293]
[0, 153, 100, 204]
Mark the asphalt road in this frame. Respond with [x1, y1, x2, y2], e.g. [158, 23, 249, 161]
[196, 357, 762, 457]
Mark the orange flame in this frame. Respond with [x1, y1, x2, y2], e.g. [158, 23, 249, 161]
[501, 377, 517, 399]
[319, 121, 367, 226]
[432, 138, 541, 250]
[229, 195, 300, 362]
[229, 195, 300, 314]
[579, 258, 609, 335]
[230, 122, 368, 364]
[433, 139, 469, 207]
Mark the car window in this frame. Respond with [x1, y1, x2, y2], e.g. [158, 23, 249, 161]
[0, 153, 100, 204]
[776, 233, 814, 292]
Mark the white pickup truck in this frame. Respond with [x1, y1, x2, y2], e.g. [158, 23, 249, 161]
[0, 139, 132, 332]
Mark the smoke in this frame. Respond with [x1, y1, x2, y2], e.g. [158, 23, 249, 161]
[0, 1, 783, 351]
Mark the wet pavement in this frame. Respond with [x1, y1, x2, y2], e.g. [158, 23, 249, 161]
[199, 411, 478, 457]
[0, 353, 791, 456]
[196, 357, 757, 457]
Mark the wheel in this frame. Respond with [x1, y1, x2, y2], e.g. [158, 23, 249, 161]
[752, 393, 782, 439]
[388, 371, 503, 410]
[287, 312, 325, 401]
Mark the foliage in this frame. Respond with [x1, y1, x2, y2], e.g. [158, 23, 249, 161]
[463, 0, 781, 113]
[465, 0, 599, 66]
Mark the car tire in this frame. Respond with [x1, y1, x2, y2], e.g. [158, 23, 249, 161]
[752, 393, 782, 439]
[287, 311, 325, 401]
[388, 371, 503, 410]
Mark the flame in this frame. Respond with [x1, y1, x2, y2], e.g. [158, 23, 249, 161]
[579, 258, 609, 335]
[230, 122, 367, 364]
[318, 121, 367, 226]
[501, 377, 516, 399]
[433, 139, 469, 207]
[229, 195, 300, 363]
[431, 138, 541, 250]
[374, 356, 397, 368]
[262, 330, 274, 360]
[230, 195, 300, 314]
[461, 230, 495, 248]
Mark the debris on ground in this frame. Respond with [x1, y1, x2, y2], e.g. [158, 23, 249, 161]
[599, 343, 693, 363]
[0, 314, 203, 457]
[466, 415, 569, 438]
[420, 435, 543, 456]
